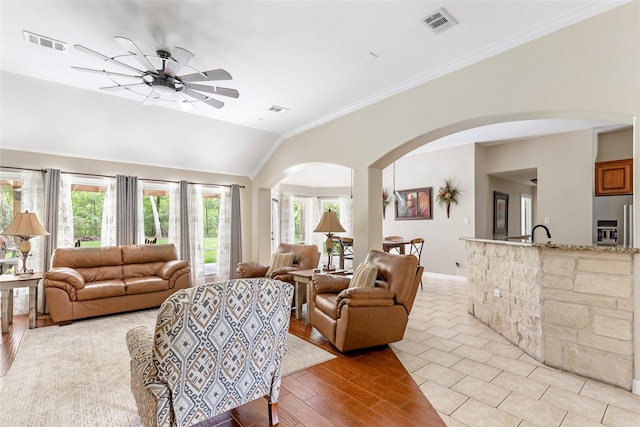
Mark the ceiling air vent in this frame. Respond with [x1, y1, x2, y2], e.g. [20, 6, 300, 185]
[23, 31, 67, 53]
[421, 8, 458, 35]
[268, 105, 289, 114]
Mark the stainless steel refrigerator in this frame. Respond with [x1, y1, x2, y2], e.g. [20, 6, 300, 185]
[593, 195, 634, 246]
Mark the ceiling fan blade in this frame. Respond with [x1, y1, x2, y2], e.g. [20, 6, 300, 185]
[114, 36, 158, 74]
[142, 92, 160, 106]
[74, 45, 144, 75]
[182, 88, 224, 109]
[100, 83, 147, 91]
[180, 69, 232, 83]
[71, 66, 142, 80]
[165, 47, 194, 76]
[171, 91, 194, 112]
[184, 83, 239, 98]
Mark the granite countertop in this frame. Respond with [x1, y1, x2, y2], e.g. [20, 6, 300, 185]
[460, 237, 640, 253]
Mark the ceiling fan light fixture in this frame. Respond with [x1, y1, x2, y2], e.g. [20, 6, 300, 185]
[72, 36, 238, 111]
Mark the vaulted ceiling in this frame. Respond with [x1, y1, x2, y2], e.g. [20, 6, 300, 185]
[0, 1, 629, 180]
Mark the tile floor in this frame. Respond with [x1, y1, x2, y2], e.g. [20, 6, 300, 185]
[391, 276, 640, 427]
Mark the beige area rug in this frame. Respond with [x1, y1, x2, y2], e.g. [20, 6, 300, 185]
[0, 309, 335, 427]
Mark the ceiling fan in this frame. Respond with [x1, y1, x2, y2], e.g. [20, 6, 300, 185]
[72, 36, 239, 111]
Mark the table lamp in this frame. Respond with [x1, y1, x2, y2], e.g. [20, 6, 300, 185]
[313, 209, 345, 271]
[1, 210, 49, 275]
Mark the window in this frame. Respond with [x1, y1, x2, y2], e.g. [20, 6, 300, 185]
[293, 198, 306, 244]
[271, 198, 279, 252]
[0, 173, 20, 261]
[320, 199, 340, 219]
[0, 174, 19, 233]
[141, 183, 170, 244]
[202, 188, 221, 271]
[71, 177, 106, 247]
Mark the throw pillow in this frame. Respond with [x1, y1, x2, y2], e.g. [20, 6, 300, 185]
[348, 263, 378, 288]
[266, 252, 295, 277]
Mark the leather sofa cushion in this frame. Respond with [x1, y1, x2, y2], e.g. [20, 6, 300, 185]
[122, 244, 178, 264]
[76, 280, 126, 301]
[76, 265, 124, 282]
[125, 277, 169, 295]
[314, 294, 340, 320]
[52, 246, 122, 269]
[123, 261, 165, 278]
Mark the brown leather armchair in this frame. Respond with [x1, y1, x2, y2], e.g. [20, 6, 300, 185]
[236, 242, 320, 284]
[310, 249, 423, 351]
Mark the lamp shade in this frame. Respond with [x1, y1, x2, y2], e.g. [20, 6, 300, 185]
[2, 211, 49, 237]
[314, 210, 346, 234]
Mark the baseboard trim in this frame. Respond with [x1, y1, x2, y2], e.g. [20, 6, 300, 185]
[423, 272, 468, 282]
[633, 379, 640, 395]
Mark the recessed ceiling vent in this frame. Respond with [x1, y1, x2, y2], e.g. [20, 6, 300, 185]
[421, 8, 458, 35]
[268, 105, 289, 114]
[23, 31, 67, 53]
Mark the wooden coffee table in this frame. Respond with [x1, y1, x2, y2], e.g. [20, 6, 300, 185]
[291, 269, 347, 324]
[0, 272, 42, 333]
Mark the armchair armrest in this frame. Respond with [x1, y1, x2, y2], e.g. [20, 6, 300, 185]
[236, 262, 269, 278]
[311, 274, 350, 295]
[157, 260, 189, 280]
[126, 326, 168, 400]
[44, 267, 85, 289]
[336, 287, 396, 313]
[271, 266, 297, 281]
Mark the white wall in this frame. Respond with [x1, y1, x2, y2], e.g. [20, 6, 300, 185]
[597, 128, 633, 162]
[382, 144, 475, 276]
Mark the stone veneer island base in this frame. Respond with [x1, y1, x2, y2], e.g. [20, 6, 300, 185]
[464, 238, 636, 390]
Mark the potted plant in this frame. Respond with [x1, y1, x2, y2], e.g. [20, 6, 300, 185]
[436, 179, 461, 218]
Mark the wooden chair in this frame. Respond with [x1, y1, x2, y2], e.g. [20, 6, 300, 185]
[338, 237, 354, 269]
[74, 239, 81, 247]
[384, 235, 404, 254]
[409, 238, 424, 289]
[144, 237, 157, 244]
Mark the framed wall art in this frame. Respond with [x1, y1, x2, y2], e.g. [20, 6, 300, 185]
[396, 187, 433, 220]
[493, 191, 509, 236]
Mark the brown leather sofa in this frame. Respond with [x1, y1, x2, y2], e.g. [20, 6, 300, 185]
[44, 244, 190, 325]
[310, 249, 423, 351]
[236, 242, 320, 284]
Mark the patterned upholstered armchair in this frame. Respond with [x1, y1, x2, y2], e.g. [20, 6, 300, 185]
[126, 278, 294, 427]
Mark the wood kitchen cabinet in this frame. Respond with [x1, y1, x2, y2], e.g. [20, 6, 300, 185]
[595, 158, 633, 195]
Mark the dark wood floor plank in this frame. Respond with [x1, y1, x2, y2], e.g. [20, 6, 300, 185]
[278, 392, 333, 426]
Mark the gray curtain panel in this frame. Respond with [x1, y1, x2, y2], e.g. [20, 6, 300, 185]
[229, 184, 242, 279]
[179, 180, 190, 261]
[116, 175, 139, 245]
[42, 168, 60, 313]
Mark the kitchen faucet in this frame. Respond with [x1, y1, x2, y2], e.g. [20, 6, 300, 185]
[531, 224, 551, 243]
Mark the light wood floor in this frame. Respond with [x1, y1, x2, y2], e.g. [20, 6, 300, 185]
[1, 310, 444, 426]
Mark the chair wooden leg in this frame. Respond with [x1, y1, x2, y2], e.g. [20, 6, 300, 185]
[268, 400, 279, 426]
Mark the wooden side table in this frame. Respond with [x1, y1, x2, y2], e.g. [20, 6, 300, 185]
[291, 269, 347, 324]
[0, 272, 42, 333]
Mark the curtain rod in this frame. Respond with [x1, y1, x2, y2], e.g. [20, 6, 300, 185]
[0, 165, 46, 173]
[1, 166, 245, 189]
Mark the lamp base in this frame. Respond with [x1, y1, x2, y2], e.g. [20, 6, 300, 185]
[14, 238, 33, 275]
